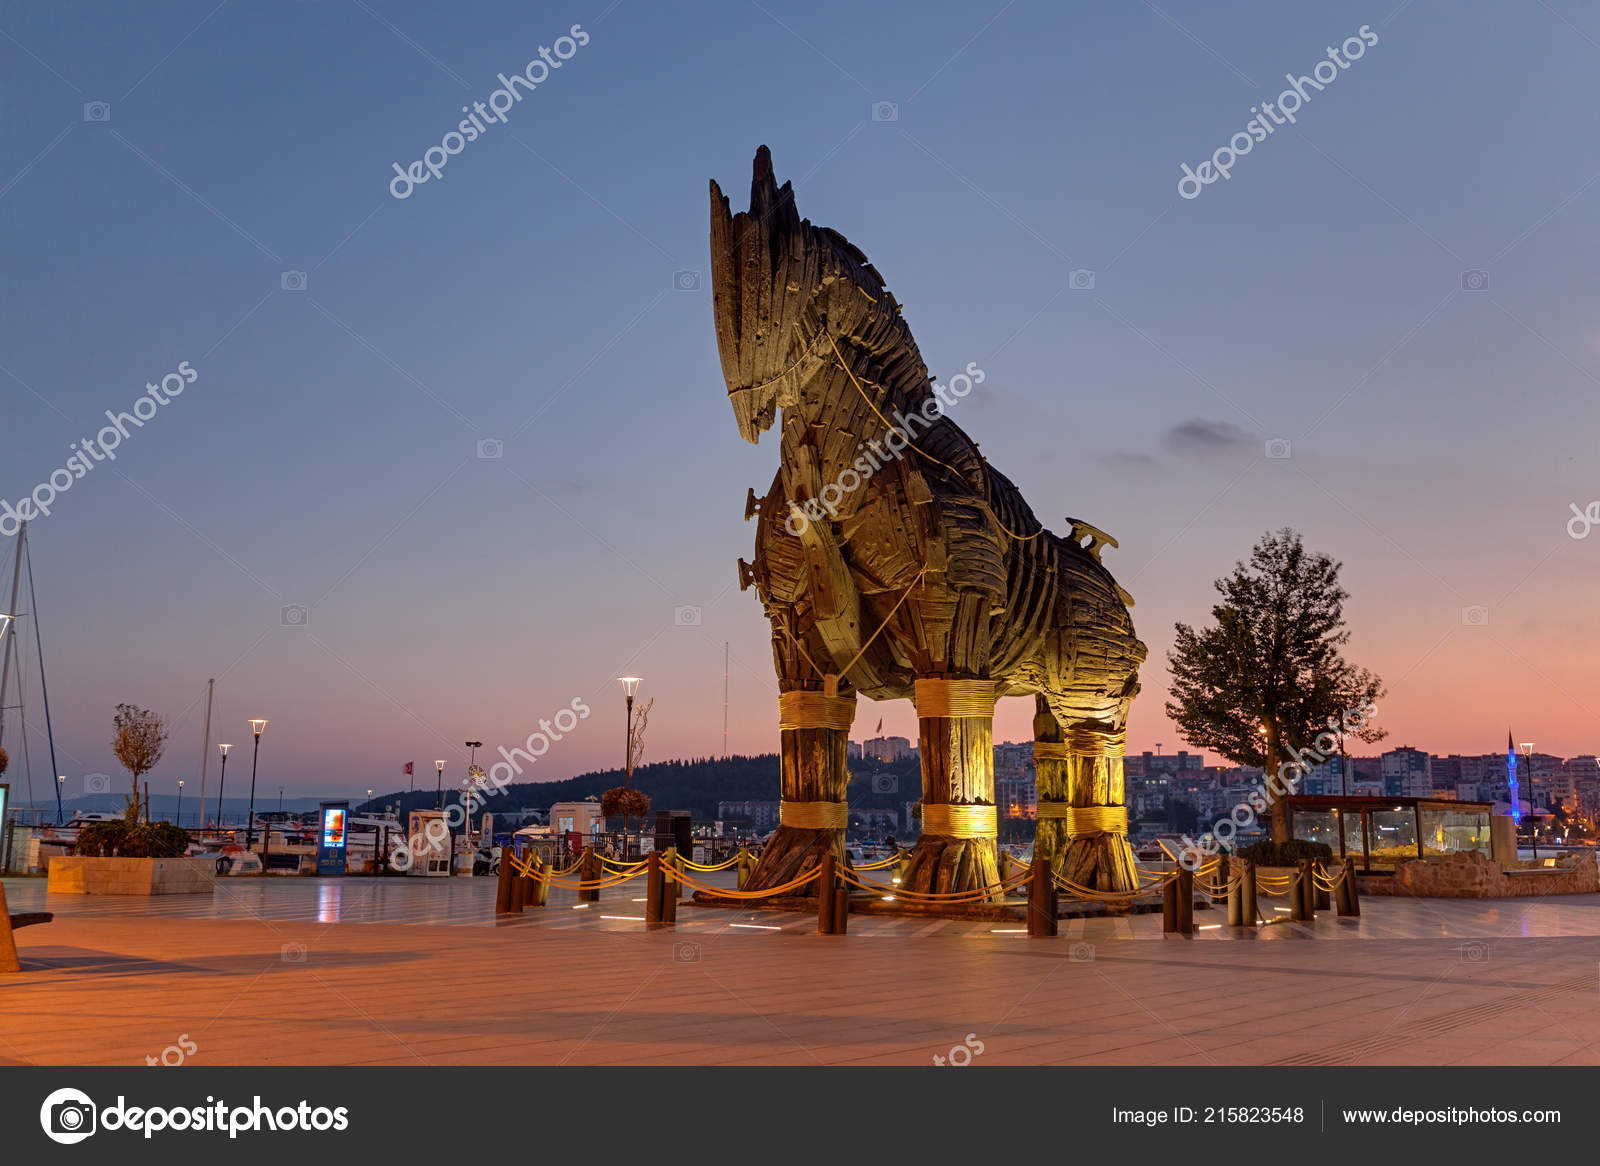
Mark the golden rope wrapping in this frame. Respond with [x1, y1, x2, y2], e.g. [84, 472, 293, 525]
[1033, 741, 1069, 761]
[912, 678, 998, 719]
[1035, 803, 1128, 834]
[779, 799, 849, 830]
[777, 690, 856, 732]
[919, 803, 997, 838]
[1061, 726, 1127, 757]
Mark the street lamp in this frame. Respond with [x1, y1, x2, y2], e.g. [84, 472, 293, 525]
[55, 774, 65, 825]
[465, 740, 482, 771]
[245, 719, 267, 851]
[1521, 742, 1538, 860]
[215, 743, 232, 829]
[177, 780, 185, 827]
[618, 677, 642, 855]
[435, 760, 446, 810]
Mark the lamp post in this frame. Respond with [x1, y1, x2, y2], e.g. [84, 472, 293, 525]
[618, 677, 642, 855]
[177, 780, 184, 827]
[435, 760, 446, 810]
[1521, 742, 1537, 860]
[215, 743, 232, 829]
[55, 774, 65, 825]
[245, 719, 267, 851]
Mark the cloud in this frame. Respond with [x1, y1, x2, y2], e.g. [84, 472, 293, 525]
[1164, 417, 1254, 458]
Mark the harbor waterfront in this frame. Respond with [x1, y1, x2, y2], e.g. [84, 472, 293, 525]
[7, 872, 1600, 1067]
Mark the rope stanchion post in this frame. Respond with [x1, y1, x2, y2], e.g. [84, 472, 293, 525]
[1290, 860, 1313, 922]
[832, 878, 848, 935]
[736, 847, 753, 890]
[1314, 866, 1332, 912]
[532, 857, 551, 907]
[1337, 860, 1361, 917]
[817, 851, 838, 934]
[495, 848, 515, 915]
[645, 850, 663, 926]
[1242, 859, 1258, 927]
[1162, 873, 1178, 934]
[1176, 868, 1195, 935]
[661, 864, 678, 925]
[578, 847, 601, 903]
[1027, 857, 1057, 937]
[664, 847, 683, 901]
[1226, 857, 1244, 926]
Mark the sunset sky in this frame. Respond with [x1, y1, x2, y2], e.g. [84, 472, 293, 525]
[1, 0, 1596, 803]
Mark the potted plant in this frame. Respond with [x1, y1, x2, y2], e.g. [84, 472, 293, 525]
[47, 704, 215, 894]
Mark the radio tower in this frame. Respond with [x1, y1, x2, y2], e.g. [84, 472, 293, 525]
[722, 642, 730, 757]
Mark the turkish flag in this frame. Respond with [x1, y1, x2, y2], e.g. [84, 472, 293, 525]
[404, 761, 414, 775]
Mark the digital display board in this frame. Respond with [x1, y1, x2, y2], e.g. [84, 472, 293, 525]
[316, 801, 350, 876]
[321, 807, 346, 850]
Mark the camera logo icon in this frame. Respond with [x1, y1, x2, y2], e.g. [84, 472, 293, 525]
[931, 1033, 984, 1067]
[674, 605, 702, 627]
[1069, 942, 1096, 962]
[476, 438, 504, 459]
[1460, 941, 1490, 963]
[871, 774, 898, 794]
[40, 1088, 97, 1144]
[83, 102, 111, 123]
[871, 101, 899, 122]
[85, 773, 111, 795]
[1461, 269, 1489, 292]
[1461, 605, 1489, 626]
[673, 941, 701, 962]
[281, 942, 308, 963]
[1265, 438, 1292, 460]
[280, 604, 307, 627]
[280, 270, 307, 292]
[673, 269, 702, 291]
[1068, 268, 1096, 291]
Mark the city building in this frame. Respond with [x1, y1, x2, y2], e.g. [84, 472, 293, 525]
[1381, 746, 1434, 798]
[715, 800, 781, 832]
[861, 735, 914, 762]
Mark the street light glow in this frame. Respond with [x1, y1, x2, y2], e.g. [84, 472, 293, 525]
[249, 718, 268, 736]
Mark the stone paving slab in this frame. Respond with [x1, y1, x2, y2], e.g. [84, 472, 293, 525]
[4, 877, 1600, 1066]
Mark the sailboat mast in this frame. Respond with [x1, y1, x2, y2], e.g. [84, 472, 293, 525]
[24, 531, 62, 823]
[0, 520, 24, 753]
[198, 678, 214, 828]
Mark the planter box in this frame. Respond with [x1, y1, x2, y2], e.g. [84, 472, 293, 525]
[47, 856, 216, 895]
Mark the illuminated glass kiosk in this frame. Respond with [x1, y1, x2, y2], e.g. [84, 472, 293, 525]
[1286, 795, 1492, 874]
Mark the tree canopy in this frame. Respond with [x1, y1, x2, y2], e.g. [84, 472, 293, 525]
[1166, 529, 1385, 840]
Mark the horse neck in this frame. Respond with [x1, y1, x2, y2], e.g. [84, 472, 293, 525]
[789, 332, 934, 442]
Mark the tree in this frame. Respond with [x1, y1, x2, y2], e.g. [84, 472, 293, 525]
[1166, 529, 1386, 842]
[111, 703, 168, 818]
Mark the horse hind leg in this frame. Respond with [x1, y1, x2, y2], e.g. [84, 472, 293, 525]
[1037, 693, 1140, 893]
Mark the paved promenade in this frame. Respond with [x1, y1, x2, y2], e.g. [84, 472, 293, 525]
[5, 876, 1600, 1066]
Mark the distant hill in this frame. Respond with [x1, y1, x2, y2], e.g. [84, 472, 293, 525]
[356, 752, 924, 821]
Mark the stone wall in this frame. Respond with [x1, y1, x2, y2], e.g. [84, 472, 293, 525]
[47, 856, 217, 895]
[1362, 848, 1599, 898]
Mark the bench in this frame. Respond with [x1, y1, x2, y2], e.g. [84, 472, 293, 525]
[0, 884, 51, 972]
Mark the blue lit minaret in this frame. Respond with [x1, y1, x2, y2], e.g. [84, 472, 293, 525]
[1506, 729, 1522, 824]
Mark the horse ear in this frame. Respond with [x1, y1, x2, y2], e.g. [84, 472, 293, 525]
[750, 145, 779, 221]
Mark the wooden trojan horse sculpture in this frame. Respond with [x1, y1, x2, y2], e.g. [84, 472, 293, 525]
[709, 147, 1147, 898]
